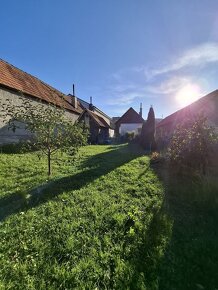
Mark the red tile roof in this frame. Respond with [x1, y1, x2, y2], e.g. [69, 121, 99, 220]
[115, 107, 144, 125]
[0, 59, 83, 114]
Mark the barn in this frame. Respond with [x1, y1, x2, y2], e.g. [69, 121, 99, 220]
[0, 59, 82, 145]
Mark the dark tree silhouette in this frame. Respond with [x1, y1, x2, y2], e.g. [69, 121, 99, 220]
[141, 106, 156, 151]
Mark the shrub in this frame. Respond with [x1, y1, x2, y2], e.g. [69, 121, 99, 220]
[167, 114, 217, 175]
[0, 142, 31, 154]
[125, 131, 135, 142]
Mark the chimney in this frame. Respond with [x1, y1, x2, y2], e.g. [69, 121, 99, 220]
[71, 84, 78, 109]
[139, 103, 142, 117]
[89, 96, 94, 111]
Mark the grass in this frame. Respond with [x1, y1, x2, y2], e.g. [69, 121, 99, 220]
[0, 144, 171, 289]
[0, 144, 218, 289]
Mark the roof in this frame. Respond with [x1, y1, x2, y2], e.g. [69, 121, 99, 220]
[0, 59, 83, 114]
[76, 97, 112, 120]
[79, 109, 111, 128]
[112, 117, 120, 123]
[115, 107, 144, 125]
[157, 90, 218, 129]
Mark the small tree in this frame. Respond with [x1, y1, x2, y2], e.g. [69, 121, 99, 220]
[141, 106, 156, 151]
[167, 114, 217, 175]
[3, 96, 88, 176]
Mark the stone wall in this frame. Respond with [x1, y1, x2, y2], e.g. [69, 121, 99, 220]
[0, 87, 79, 145]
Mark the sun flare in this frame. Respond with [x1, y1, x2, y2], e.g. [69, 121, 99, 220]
[175, 84, 201, 107]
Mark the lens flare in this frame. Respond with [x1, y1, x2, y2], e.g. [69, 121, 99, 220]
[175, 84, 201, 107]
[176, 84, 201, 107]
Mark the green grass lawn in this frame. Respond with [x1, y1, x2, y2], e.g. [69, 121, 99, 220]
[0, 144, 218, 289]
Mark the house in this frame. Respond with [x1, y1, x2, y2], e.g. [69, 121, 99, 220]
[78, 109, 110, 144]
[156, 89, 218, 144]
[0, 59, 82, 145]
[77, 96, 114, 144]
[115, 105, 144, 137]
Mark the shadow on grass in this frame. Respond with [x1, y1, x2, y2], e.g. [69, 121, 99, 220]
[151, 162, 218, 290]
[0, 144, 144, 221]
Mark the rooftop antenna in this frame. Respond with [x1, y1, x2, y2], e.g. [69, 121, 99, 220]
[73, 84, 75, 96]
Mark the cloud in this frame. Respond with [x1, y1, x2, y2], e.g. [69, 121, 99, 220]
[145, 76, 191, 95]
[102, 42, 218, 108]
[106, 85, 146, 106]
[151, 42, 218, 77]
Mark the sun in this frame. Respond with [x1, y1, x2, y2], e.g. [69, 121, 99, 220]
[175, 84, 201, 107]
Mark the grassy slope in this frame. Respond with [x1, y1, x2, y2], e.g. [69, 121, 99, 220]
[0, 145, 170, 290]
[1, 145, 218, 289]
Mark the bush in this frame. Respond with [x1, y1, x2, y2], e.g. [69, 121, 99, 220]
[125, 131, 135, 142]
[167, 114, 217, 175]
[0, 142, 29, 154]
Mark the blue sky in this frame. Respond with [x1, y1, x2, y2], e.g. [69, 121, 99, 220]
[1, 0, 218, 118]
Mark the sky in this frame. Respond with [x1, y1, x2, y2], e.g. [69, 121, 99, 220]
[1, 0, 218, 119]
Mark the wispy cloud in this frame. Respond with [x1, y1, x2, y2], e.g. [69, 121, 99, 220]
[105, 84, 147, 106]
[101, 42, 218, 110]
[146, 76, 191, 95]
[151, 42, 218, 77]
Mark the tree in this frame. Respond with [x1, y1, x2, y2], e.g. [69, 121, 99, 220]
[140, 106, 156, 151]
[167, 114, 217, 175]
[3, 96, 88, 176]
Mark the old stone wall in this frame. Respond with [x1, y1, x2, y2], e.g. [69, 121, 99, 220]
[0, 87, 79, 145]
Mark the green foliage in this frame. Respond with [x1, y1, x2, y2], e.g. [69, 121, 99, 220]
[125, 131, 135, 142]
[3, 96, 88, 175]
[141, 106, 156, 151]
[167, 114, 217, 175]
[0, 142, 27, 154]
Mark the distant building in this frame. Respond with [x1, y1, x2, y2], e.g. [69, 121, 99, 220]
[115, 105, 144, 137]
[156, 90, 218, 143]
[76, 96, 114, 144]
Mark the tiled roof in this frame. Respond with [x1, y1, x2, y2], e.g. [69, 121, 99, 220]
[0, 59, 83, 114]
[115, 107, 144, 125]
[157, 90, 218, 129]
[79, 109, 110, 128]
[76, 97, 112, 120]
[87, 109, 110, 128]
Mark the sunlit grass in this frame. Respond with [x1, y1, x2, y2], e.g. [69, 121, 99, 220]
[0, 144, 171, 289]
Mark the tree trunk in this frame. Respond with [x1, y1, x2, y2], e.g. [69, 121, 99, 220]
[48, 150, 51, 176]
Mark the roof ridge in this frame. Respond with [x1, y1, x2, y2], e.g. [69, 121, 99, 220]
[157, 89, 218, 128]
[115, 107, 144, 124]
[0, 58, 66, 99]
[0, 58, 82, 114]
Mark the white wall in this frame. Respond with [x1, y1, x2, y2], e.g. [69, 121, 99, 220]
[119, 123, 142, 136]
[109, 128, 114, 138]
[0, 87, 79, 145]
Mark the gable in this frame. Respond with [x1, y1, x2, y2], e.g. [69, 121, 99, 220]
[116, 107, 144, 125]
